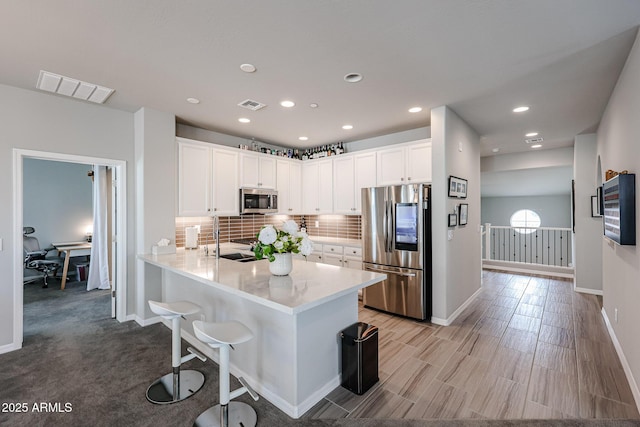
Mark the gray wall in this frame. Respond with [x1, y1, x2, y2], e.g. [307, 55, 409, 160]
[481, 195, 571, 228]
[597, 29, 640, 404]
[573, 134, 603, 292]
[431, 105, 481, 323]
[23, 159, 93, 247]
[0, 83, 135, 349]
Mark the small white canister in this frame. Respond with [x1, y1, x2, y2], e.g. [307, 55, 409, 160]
[185, 226, 199, 249]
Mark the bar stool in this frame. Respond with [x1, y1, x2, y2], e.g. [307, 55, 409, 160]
[146, 300, 207, 405]
[192, 320, 259, 427]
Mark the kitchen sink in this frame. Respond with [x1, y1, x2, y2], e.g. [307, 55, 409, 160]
[219, 253, 259, 262]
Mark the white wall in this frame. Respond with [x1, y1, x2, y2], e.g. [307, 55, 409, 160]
[0, 83, 135, 349]
[431, 106, 481, 323]
[23, 159, 93, 246]
[573, 134, 603, 293]
[481, 195, 571, 228]
[597, 29, 640, 407]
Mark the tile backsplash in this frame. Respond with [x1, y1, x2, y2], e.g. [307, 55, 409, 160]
[175, 214, 361, 248]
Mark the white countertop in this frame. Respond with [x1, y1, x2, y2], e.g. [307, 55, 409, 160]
[305, 236, 362, 247]
[139, 245, 383, 315]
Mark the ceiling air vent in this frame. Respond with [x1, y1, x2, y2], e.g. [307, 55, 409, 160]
[36, 70, 114, 104]
[525, 137, 544, 144]
[238, 99, 267, 111]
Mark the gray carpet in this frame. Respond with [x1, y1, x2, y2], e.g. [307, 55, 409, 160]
[1, 279, 638, 427]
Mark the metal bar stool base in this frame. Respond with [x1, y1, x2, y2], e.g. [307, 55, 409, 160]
[193, 402, 257, 427]
[146, 370, 205, 405]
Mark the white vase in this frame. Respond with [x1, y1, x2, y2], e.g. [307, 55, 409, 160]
[269, 252, 293, 276]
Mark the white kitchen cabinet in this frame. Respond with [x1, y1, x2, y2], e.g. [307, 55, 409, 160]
[276, 159, 302, 214]
[376, 140, 432, 186]
[178, 142, 211, 216]
[320, 244, 363, 269]
[240, 153, 277, 189]
[332, 156, 355, 214]
[302, 159, 333, 214]
[211, 148, 239, 215]
[353, 152, 377, 213]
[406, 142, 432, 183]
[177, 139, 238, 216]
[333, 152, 377, 214]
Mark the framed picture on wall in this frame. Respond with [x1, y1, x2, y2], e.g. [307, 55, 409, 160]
[448, 176, 467, 198]
[458, 204, 468, 225]
[448, 213, 457, 227]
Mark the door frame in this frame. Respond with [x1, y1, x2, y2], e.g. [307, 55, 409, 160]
[12, 148, 128, 349]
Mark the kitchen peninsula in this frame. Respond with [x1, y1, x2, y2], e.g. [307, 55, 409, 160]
[139, 245, 385, 418]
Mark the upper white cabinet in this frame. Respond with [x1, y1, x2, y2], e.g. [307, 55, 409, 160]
[276, 159, 302, 214]
[211, 148, 239, 215]
[376, 140, 432, 186]
[302, 159, 333, 214]
[333, 152, 376, 214]
[240, 153, 277, 189]
[178, 142, 211, 216]
[178, 139, 238, 216]
[353, 152, 377, 213]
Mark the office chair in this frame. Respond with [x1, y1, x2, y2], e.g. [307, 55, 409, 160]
[23, 227, 63, 288]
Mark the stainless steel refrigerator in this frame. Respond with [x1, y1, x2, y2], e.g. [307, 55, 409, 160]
[361, 184, 431, 320]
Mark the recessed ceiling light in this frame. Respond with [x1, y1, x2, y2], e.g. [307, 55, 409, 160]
[525, 132, 538, 137]
[513, 106, 530, 113]
[280, 100, 295, 108]
[344, 73, 363, 83]
[187, 97, 200, 104]
[530, 144, 542, 149]
[240, 63, 256, 73]
[492, 148, 500, 153]
[238, 118, 250, 123]
[298, 136, 308, 141]
[342, 125, 353, 130]
[408, 107, 422, 113]
[309, 103, 319, 108]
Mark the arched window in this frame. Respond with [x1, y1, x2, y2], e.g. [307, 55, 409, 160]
[510, 209, 541, 234]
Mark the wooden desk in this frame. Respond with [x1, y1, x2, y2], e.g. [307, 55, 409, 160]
[52, 242, 92, 290]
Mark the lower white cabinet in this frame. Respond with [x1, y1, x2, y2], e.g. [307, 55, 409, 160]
[321, 244, 362, 269]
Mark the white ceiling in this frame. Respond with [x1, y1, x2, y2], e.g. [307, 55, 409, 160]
[1, 1, 640, 157]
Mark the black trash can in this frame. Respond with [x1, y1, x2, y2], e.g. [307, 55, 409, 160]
[340, 322, 379, 395]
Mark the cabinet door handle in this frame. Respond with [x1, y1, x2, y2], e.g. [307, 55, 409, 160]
[213, 208, 217, 211]
[408, 177, 412, 181]
[400, 177, 404, 181]
[207, 208, 211, 212]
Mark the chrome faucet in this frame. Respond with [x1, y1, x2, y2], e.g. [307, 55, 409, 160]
[213, 215, 220, 259]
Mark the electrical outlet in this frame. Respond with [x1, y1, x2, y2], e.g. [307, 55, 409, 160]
[315, 220, 319, 228]
[0, 238, 3, 251]
[615, 308, 618, 323]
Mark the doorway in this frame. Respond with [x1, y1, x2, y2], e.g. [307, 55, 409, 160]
[12, 149, 127, 349]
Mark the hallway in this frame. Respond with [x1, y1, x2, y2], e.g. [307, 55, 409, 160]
[307, 270, 640, 420]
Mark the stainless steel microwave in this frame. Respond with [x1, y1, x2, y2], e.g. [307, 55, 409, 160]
[239, 187, 278, 214]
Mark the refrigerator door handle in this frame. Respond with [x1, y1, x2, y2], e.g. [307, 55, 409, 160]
[386, 200, 393, 253]
[366, 267, 417, 278]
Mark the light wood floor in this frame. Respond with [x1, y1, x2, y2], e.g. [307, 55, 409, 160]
[305, 270, 640, 420]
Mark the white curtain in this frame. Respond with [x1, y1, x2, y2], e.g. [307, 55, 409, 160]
[87, 166, 110, 291]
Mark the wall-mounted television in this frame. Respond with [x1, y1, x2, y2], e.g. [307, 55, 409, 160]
[602, 173, 636, 245]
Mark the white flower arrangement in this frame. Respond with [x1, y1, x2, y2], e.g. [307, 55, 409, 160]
[254, 220, 314, 262]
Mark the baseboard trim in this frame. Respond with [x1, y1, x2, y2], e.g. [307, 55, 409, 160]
[0, 341, 22, 355]
[483, 261, 574, 279]
[601, 307, 640, 413]
[135, 315, 163, 327]
[574, 286, 603, 296]
[431, 287, 483, 327]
